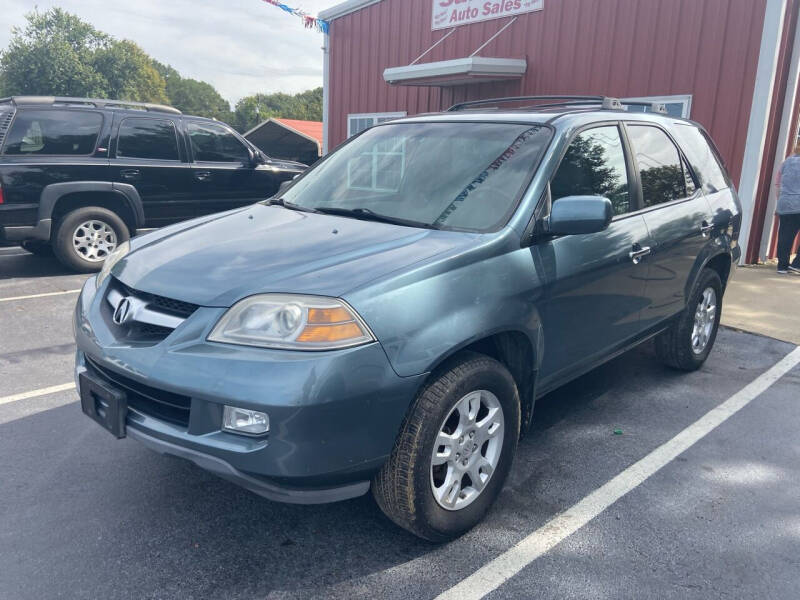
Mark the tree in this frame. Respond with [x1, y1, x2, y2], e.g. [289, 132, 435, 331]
[0, 8, 320, 128]
[0, 8, 108, 97]
[0, 8, 168, 103]
[93, 40, 168, 103]
[153, 61, 231, 121]
[232, 88, 323, 132]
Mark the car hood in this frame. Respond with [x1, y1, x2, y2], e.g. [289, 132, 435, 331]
[113, 204, 476, 306]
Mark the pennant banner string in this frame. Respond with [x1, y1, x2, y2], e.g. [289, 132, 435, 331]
[261, 0, 330, 33]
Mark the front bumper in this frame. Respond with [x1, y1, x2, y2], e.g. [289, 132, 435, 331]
[74, 278, 425, 502]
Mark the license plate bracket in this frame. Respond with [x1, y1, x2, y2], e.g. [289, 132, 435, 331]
[80, 371, 128, 438]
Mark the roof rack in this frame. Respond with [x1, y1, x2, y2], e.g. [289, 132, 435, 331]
[0, 96, 181, 115]
[446, 95, 669, 115]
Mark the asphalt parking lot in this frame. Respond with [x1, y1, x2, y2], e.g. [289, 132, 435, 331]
[2, 246, 799, 600]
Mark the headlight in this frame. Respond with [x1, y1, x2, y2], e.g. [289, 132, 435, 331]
[96, 241, 130, 289]
[208, 294, 375, 350]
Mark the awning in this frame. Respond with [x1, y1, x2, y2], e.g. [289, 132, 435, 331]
[383, 57, 527, 87]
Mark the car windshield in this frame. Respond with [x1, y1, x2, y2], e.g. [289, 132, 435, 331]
[278, 122, 552, 232]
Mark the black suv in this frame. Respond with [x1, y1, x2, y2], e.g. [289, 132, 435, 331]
[0, 96, 305, 271]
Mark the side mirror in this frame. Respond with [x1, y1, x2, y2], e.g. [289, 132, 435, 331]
[278, 179, 293, 194]
[547, 196, 613, 236]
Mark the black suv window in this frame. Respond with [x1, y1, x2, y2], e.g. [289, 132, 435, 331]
[117, 118, 179, 161]
[187, 122, 249, 163]
[551, 125, 630, 215]
[3, 110, 102, 156]
[627, 125, 689, 207]
[670, 124, 730, 193]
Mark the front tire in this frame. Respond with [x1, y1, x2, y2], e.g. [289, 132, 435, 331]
[52, 207, 129, 273]
[655, 269, 723, 371]
[373, 352, 520, 542]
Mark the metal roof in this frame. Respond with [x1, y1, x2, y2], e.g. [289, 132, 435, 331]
[318, 0, 384, 21]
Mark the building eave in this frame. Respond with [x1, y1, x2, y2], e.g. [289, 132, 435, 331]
[319, 0, 384, 21]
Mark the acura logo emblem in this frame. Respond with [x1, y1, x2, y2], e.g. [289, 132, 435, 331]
[113, 297, 135, 325]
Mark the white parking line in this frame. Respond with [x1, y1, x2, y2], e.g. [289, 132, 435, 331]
[0, 289, 81, 303]
[0, 383, 75, 406]
[436, 346, 800, 600]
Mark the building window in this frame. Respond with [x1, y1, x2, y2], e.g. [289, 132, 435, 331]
[623, 95, 692, 118]
[347, 112, 406, 138]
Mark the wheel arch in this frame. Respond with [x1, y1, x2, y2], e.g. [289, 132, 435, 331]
[685, 248, 733, 301]
[424, 329, 541, 436]
[40, 182, 144, 237]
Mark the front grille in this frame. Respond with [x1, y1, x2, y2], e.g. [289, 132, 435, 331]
[116, 281, 199, 318]
[105, 278, 199, 343]
[87, 357, 191, 427]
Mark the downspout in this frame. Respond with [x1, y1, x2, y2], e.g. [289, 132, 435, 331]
[760, 3, 800, 260]
[738, 0, 788, 264]
[322, 29, 331, 156]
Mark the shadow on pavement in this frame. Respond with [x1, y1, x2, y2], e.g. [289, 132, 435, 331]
[0, 248, 76, 280]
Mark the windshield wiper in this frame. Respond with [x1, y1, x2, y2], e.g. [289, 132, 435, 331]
[263, 197, 319, 213]
[313, 207, 439, 230]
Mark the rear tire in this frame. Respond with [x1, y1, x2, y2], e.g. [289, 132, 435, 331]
[52, 207, 129, 273]
[20, 240, 53, 256]
[655, 269, 723, 371]
[372, 352, 520, 542]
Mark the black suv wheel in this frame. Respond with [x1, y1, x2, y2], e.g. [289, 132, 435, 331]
[373, 352, 520, 542]
[53, 207, 130, 273]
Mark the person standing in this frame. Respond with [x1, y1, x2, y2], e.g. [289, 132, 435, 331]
[775, 144, 800, 274]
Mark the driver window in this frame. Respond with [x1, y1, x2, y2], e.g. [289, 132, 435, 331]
[551, 125, 630, 215]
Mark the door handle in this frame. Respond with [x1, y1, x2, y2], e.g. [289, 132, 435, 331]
[120, 169, 141, 181]
[700, 221, 714, 238]
[629, 245, 652, 265]
[194, 170, 212, 182]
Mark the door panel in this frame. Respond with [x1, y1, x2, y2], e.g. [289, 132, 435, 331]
[186, 121, 278, 216]
[625, 124, 714, 327]
[639, 194, 713, 328]
[538, 123, 652, 384]
[537, 215, 653, 382]
[112, 116, 193, 227]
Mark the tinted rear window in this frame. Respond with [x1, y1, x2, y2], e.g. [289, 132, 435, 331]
[2, 110, 102, 155]
[627, 125, 688, 207]
[670, 124, 730, 193]
[117, 117, 180, 161]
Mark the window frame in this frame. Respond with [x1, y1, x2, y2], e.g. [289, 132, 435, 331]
[546, 121, 640, 221]
[185, 120, 252, 164]
[115, 116, 181, 162]
[1, 108, 104, 157]
[623, 95, 693, 119]
[347, 112, 407, 138]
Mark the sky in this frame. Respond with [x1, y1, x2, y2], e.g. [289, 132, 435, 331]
[0, 0, 342, 105]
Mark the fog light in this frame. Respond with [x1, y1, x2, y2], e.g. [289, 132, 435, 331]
[222, 405, 269, 436]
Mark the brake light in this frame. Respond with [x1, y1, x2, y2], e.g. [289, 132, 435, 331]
[0, 182, 4, 204]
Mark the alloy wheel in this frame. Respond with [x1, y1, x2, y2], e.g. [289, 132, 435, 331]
[430, 390, 505, 511]
[691, 287, 717, 354]
[72, 220, 117, 263]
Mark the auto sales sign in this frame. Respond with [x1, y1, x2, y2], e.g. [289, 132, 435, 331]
[432, 0, 543, 30]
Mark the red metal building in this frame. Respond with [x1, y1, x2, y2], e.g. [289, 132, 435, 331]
[319, 0, 800, 263]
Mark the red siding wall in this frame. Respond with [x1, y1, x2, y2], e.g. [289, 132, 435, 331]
[328, 0, 767, 184]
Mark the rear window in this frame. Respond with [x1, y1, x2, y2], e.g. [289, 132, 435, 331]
[117, 117, 180, 161]
[2, 109, 102, 155]
[670, 124, 730, 193]
[627, 125, 689, 207]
